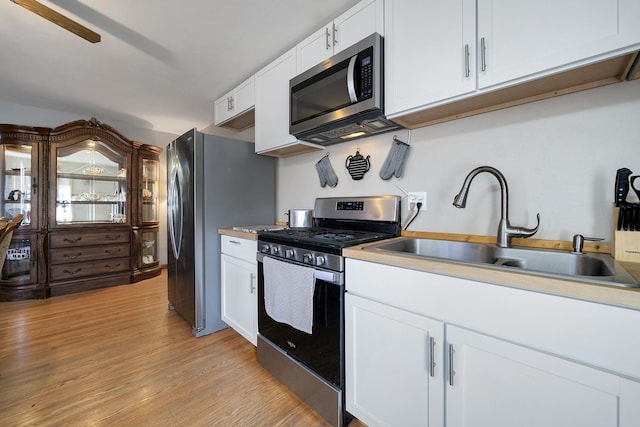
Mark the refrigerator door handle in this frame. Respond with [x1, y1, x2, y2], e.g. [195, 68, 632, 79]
[168, 166, 183, 259]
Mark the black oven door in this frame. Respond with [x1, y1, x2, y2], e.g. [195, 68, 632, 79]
[257, 254, 345, 388]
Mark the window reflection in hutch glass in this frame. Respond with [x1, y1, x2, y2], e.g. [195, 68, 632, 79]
[1, 144, 32, 225]
[55, 140, 127, 224]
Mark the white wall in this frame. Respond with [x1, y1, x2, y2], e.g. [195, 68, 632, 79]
[277, 79, 640, 244]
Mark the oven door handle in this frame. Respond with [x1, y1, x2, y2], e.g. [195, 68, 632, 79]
[314, 269, 343, 285]
[257, 253, 343, 285]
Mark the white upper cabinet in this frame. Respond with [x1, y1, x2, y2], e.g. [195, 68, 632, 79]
[478, 0, 640, 89]
[255, 47, 297, 154]
[385, 0, 640, 120]
[297, 0, 384, 73]
[214, 75, 255, 129]
[384, 0, 476, 116]
[254, 47, 321, 157]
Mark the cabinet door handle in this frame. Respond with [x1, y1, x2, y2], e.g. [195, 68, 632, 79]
[63, 268, 82, 276]
[104, 235, 121, 241]
[250, 273, 256, 293]
[464, 44, 470, 78]
[64, 252, 83, 260]
[429, 336, 436, 377]
[229, 240, 241, 245]
[325, 27, 331, 50]
[480, 37, 487, 72]
[64, 237, 82, 244]
[332, 22, 337, 46]
[448, 343, 455, 386]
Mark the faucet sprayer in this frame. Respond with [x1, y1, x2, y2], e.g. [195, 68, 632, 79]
[453, 166, 540, 248]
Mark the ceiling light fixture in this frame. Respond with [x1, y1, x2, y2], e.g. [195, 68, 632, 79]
[11, 0, 101, 43]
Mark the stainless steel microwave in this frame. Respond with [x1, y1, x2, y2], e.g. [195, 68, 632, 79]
[289, 33, 401, 146]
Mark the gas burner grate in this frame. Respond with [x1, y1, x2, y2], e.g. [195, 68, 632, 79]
[315, 232, 356, 241]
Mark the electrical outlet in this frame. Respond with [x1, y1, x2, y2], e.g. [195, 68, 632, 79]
[408, 192, 427, 211]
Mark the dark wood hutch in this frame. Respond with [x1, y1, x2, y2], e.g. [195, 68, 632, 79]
[0, 118, 161, 301]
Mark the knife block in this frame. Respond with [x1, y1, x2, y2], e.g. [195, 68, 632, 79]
[612, 206, 640, 263]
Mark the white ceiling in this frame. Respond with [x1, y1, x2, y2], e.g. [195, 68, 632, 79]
[0, 0, 361, 135]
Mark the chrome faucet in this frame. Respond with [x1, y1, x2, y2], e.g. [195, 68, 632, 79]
[453, 166, 540, 248]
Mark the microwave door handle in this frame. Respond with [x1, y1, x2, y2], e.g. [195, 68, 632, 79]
[347, 55, 358, 103]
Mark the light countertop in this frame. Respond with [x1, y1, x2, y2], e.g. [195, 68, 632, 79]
[219, 227, 640, 310]
[344, 238, 640, 311]
[218, 228, 260, 240]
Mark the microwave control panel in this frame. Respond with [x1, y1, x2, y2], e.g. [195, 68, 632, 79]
[360, 47, 373, 100]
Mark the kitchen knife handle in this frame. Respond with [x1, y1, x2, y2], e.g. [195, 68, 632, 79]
[615, 168, 632, 206]
[617, 206, 624, 231]
[623, 204, 632, 231]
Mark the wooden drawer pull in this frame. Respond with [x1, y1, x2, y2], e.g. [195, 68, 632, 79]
[63, 268, 82, 276]
[105, 249, 122, 256]
[63, 237, 82, 244]
[63, 252, 83, 260]
[105, 263, 121, 270]
[104, 235, 121, 241]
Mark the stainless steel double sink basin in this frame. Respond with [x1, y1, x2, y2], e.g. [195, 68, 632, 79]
[366, 238, 638, 287]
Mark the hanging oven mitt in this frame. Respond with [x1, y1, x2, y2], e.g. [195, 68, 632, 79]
[315, 154, 339, 188]
[379, 137, 410, 180]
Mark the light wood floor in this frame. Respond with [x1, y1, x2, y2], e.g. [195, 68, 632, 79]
[0, 271, 364, 426]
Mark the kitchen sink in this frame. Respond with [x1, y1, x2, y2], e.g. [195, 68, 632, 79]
[368, 238, 639, 287]
[375, 238, 498, 264]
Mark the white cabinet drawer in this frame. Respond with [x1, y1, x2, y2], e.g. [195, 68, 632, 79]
[221, 235, 257, 263]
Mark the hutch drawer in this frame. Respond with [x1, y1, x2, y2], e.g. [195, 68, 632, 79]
[49, 230, 130, 248]
[49, 257, 130, 281]
[49, 243, 130, 265]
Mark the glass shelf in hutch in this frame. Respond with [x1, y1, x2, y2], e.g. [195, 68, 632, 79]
[2, 144, 35, 226]
[55, 140, 128, 225]
[141, 157, 159, 223]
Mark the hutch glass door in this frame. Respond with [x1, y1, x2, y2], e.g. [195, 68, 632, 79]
[55, 140, 128, 224]
[141, 158, 159, 223]
[1, 144, 34, 226]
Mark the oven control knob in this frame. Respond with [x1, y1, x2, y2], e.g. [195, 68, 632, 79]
[302, 253, 313, 264]
[285, 249, 294, 258]
[270, 246, 279, 255]
[260, 244, 270, 253]
[315, 256, 326, 266]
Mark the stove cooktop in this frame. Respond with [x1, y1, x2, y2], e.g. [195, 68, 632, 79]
[258, 227, 394, 252]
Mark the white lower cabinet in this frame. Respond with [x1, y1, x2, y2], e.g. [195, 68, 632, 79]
[345, 258, 640, 426]
[446, 325, 628, 427]
[220, 236, 257, 346]
[345, 294, 444, 426]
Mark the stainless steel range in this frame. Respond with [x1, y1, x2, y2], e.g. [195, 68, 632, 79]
[256, 195, 401, 426]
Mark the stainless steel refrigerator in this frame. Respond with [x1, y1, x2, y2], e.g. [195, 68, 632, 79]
[167, 129, 275, 337]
